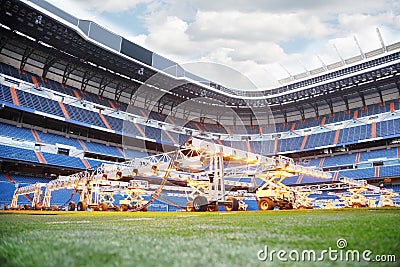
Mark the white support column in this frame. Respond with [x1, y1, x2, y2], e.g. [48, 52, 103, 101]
[376, 27, 387, 53]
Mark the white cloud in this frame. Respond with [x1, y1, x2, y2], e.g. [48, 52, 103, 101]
[188, 11, 333, 42]
[143, 15, 198, 61]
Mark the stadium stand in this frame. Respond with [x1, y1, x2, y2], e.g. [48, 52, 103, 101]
[0, 0, 399, 212]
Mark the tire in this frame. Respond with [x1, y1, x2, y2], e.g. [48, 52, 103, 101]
[99, 202, 108, 211]
[120, 204, 128, 212]
[193, 196, 208, 212]
[207, 204, 218, 212]
[351, 203, 362, 208]
[140, 205, 148, 212]
[283, 203, 293, 210]
[186, 201, 194, 212]
[77, 201, 87, 211]
[258, 198, 274, 211]
[68, 202, 76, 211]
[225, 197, 239, 212]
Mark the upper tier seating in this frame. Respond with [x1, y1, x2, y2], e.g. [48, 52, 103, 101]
[337, 124, 371, 145]
[16, 90, 65, 117]
[0, 62, 128, 111]
[0, 84, 13, 103]
[1, 62, 400, 156]
[64, 104, 106, 128]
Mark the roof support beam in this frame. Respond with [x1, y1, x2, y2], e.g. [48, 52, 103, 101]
[115, 83, 138, 102]
[342, 95, 350, 112]
[62, 63, 77, 86]
[326, 99, 334, 116]
[281, 109, 288, 125]
[114, 82, 128, 102]
[375, 85, 384, 104]
[42, 55, 58, 79]
[157, 100, 165, 114]
[358, 90, 366, 109]
[296, 106, 306, 121]
[310, 103, 319, 118]
[395, 80, 400, 96]
[80, 70, 96, 91]
[98, 76, 112, 97]
[19, 46, 34, 71]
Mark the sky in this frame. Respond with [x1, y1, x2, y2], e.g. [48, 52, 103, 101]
[47, 0, 400, 89]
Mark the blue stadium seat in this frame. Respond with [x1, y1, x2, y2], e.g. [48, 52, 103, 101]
[82, 141, 123, 158]
[304, 131, 335, 150]
[0, 122, 36, 141]
[63, 104, 106, 128]
[35, 131, 82, 148]
[0, 144, 39, 163]
[16, 89, 64, 117]
[277, 136, 303, 152]
[103, 115, 123, 132]
[41, 152, 86, 169]
[359, 147, 397, 162]
[0, 84, 13, 104]
[379, 165, 400, 178]
[338, 168, 376, 179]
[323, 154, 357, 167]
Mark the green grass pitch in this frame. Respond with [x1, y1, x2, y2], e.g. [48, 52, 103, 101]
[0, 208, 399, 267]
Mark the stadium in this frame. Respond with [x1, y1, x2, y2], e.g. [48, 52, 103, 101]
[0, 0, 399, 266]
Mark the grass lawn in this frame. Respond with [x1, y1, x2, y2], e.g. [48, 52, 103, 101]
[0, 208, 399, 267]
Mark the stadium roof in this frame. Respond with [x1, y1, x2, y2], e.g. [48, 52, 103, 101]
[0, 0, 399, 123]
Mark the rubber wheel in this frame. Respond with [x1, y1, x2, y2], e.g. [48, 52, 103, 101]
[351, 203, 362, 208]
[120, 204, 128, 211]
[207, 204, 218, 212]
[99, 202, 108, 211]
[282, 203, 293, 210]
[225, 197, 239, 212]
[68, 202, 76, 211]
[193, 196, 208, 212]
[186, 201, 194, 212]
[140, 205, 148, 212]
[258, 198, 274, 211]
[77, 201, 87, 211]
